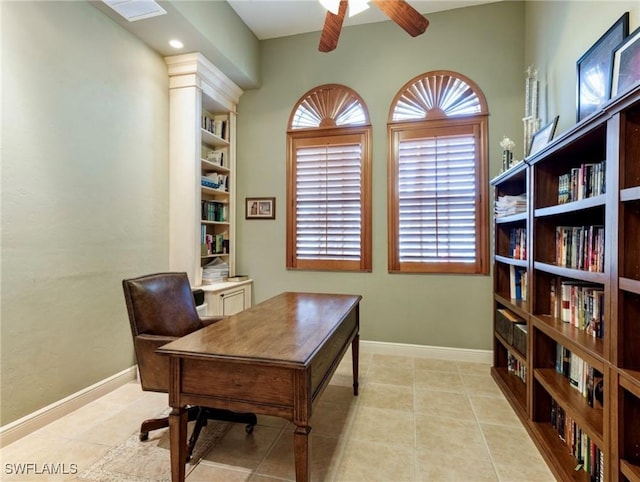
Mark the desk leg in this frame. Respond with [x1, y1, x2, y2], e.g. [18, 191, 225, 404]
[169, 407, 187, 482]
[293, 425, 311, 482]
[352, 333, 359, 396]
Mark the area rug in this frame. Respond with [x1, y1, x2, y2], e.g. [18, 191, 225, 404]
[78, 413, 232, 482]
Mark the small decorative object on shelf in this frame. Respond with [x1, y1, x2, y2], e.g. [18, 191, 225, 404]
[500, 136, 516, 171]
[527, 115, 558, 158]
[522, 66, 541, 159]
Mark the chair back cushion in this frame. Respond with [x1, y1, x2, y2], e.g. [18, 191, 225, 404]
[123, 272, 202, 337]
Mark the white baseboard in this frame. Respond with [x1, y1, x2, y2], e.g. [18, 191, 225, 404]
[360, 340, 492, 364]
[0, 366, 137, 448]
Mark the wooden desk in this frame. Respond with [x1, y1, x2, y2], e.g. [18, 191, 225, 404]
[157, 291, 362, 482]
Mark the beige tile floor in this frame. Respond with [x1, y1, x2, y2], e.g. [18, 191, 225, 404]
[1, 352, 556, 481]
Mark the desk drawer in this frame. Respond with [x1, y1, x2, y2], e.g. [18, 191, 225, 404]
[181, 359, 294, 406]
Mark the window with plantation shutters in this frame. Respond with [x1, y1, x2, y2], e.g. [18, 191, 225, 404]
[287, 85, 372, 271]
[388, 71, 489, 274]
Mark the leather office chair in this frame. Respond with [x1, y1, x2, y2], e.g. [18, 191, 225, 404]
[122, 272, 256, 459]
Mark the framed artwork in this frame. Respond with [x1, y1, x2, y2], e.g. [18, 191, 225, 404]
[246, 197, 275, 219]
[528, 116, 559, 158]
[611, 25, 640, 98]
[576, 12, 629, 122]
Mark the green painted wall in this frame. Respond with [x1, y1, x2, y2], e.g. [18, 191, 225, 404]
[235, 1, 526, 350]
[523, 1, 639, 136]
[1, 1, 169, 425]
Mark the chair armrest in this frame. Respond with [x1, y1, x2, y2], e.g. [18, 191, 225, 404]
[134, 334, 177, 392]
[199, 315, 225, 327]
[136, 333, 177, 349]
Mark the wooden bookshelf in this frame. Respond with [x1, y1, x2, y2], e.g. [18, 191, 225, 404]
[491, 84, 640, 481]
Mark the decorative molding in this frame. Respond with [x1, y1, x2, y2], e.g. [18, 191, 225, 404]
[0, 366, 137, 448]
[165, 52, 243, 111]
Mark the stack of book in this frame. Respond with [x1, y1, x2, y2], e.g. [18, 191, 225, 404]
[509, 266, 527, 301]
[202, 258, 229, 284]
[550, 399, 604, 481]
[509, 227, 527, 259]
[558, 160, 605, 204]
[555, 344, 604, 408]
[495, 194, 527, 217]
[555, 225, 605, 272]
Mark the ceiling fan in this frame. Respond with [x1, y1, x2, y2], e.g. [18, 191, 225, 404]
[318, 0, 429, 52]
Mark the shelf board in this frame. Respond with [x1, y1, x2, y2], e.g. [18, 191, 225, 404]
[534, 195, 606, 218]
[201, 128, 229, 147]
[201, 158, 230, 173]
[495, 331, 527, 364]
[201, 253, 229, 260]
[620, 277, 640, 295]
[621, 186, 640, 202]
[530, 315, 605, 367]
[494, 293, 530, 319]
[201, 220, 229, 226]
[621, 459, 640, 482]
[534, 368, 604, 447]
[495, 254, 528, 267]
[490, 161, 527, 186]
[618, 368, 640, 398]
[491, 366, 527, 417]
[528, 421, 594, 482]
[495, 212, 527, 224]
[201, 186, 230, 197]
[533, 262, 607, 285]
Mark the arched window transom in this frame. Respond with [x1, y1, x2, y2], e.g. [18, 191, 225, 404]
[390, 71, 488, 122]
[289, 84, 369, 129]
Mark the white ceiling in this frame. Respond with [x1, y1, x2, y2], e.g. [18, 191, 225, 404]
[92, 0, 502, 87]
[226, 0, 501, 40]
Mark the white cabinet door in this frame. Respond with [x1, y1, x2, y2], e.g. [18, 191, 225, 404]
[203, 281, 252, 316]
[220, 288, 245, 315]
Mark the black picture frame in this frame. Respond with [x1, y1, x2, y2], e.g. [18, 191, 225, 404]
[528, 116, 559, 158]
[246, 197, 276, 219]
[611, 25, 640, 98]
[576, 12, 629, 122]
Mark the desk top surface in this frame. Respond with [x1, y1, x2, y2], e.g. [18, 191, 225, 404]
[157, 291, 361, 366]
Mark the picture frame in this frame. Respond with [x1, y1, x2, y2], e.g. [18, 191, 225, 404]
[576, 12, 629, 122]
[611, 25, 640, 98]
[246, 197, 275, 219]
[528, 116, 558, 158]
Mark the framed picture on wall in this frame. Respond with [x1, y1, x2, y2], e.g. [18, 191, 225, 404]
[576, 12, 629, 122]
[611, 25, 640, 98]
[246, 197, 276, 219]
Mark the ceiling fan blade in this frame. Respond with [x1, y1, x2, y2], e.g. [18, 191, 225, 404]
[318, 0, 347, 52]
[371, 0, 429, 37]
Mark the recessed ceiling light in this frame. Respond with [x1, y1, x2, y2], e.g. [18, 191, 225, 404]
[169, 39, 184, 49]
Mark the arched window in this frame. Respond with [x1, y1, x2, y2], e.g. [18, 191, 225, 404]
[286, 84, 372, 271]
[387, 71, 489, 274]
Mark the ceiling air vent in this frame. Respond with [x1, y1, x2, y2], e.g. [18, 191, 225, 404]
[101, 0, 167, 22]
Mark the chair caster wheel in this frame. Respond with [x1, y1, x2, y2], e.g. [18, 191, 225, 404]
[245, 424, 254, 434]
[140, 432, 149, 441]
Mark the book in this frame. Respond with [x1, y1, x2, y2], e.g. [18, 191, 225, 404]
[224, 275, 249, 282]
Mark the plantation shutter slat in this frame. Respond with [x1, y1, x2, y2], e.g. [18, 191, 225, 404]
[397, 133, 477, 264]
[295, 143, 363, 261]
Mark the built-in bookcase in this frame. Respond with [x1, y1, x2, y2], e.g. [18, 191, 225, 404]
[491, 161, 530, 419]
[492, 84, 640, 481]
[165, 53, 252, 316]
